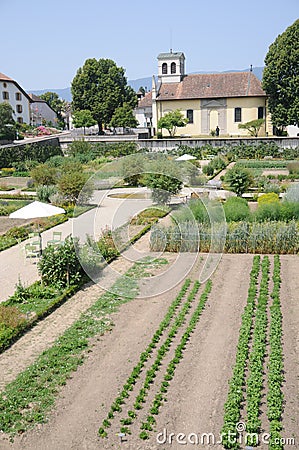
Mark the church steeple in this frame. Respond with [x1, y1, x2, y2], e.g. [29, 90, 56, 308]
[157, 51, 185, 83]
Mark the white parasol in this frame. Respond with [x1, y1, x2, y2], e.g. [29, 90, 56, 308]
[9, 201, 65, 219]
[175, 154, 196, 161]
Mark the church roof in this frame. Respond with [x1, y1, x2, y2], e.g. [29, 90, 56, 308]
[158, 52, 185, 60]
[157, 72, 266, 100]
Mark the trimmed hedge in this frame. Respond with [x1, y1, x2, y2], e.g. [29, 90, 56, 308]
[0, 142, 63, 168]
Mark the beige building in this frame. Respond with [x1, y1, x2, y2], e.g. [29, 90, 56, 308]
[136, 51, 272, 137]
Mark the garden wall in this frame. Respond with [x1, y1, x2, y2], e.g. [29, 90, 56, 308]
[137, 137, 299, 152]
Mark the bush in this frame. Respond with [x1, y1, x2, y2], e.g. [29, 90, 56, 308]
[36, 185, 57, 202]
[202, 164, 214, 176]
[255, 202, 282, 221]
[57, 171, 93, 204]
[284, 183, 299, 202]
[0, 143, 63, 168]
[45, 155, 65, 167]
[224, 197, 251, 222]
[287, 162, 299, 174]
[38, 237, 84, 287]
[31, 164, 57, 186]
[225, 167, 253, 196]
[258, 192, 280, 205]
[97, 228, 120, 260]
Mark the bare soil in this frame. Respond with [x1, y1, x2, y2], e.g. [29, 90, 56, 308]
[0, 254, 298, 450]
[0, 217, 32, 235]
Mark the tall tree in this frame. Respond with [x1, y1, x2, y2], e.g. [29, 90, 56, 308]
[71, 58, 137, 132]
[262, 19, 299, 131]
[0, 103, 16, 141]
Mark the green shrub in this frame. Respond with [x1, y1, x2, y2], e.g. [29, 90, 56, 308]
[31, 164, 57, 186]
[287, 161, 299, 174]
[36, 185, 57, 202]
[223, 197, 251, 222]
[97, 228, 120, 261]
[38, 236, 84, 287]
[202, 164, 214, 176]
[0, 143, 63, 168]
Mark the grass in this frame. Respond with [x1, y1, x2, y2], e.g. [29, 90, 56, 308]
[0, 256, 168, 437]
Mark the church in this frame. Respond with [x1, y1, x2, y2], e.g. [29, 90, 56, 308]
[135, 51, 272, 137]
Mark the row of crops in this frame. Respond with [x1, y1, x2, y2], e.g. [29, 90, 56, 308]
[221, 255, 284, 449]
[98, 277, 212, 441]
[150, 222, 299, 254]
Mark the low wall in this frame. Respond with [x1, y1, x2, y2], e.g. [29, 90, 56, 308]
[137, 137, 299, 151]
[0, 136, 60, 150]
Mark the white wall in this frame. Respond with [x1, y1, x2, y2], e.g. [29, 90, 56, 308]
[0, 80, 31, 124]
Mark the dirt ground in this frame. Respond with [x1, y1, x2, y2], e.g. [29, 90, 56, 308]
[0, 253, 298, 450]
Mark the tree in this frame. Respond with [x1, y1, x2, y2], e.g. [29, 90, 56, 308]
[224, 167, 253, 197]
[262, 19, 299, 130]
[238, 119, 265, 137]
[0, 103, 16, 141]
[144, 160, 183, 204]
[157, 109, 188, 137]
[72, 110, 96, 134]
[71, 58, 138, 132]
[39, 92, 66, 127]
[121, 154, 144, 186]
[110, 103, 138, 129]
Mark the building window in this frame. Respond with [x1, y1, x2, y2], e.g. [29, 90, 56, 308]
[3, 82, 7, 88]
[2, 91, 9, 100]
[16, 104, 23, 113]
[171, 62, 176, 74]
[234, 107, 241, 122]
[162, 63, 168, 74]
[186, 109, 194, 123]
[15, 92, 22, 101]
[258, 106, 264, 119]
[17, 117, 23, 124]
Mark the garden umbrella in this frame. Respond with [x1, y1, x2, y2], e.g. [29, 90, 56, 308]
[175, 154, 196, 161]
[9, 201, 66, 253]
[9, 201, 65, 219]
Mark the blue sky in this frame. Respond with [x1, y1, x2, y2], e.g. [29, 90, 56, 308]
[1, 0, 298, 90]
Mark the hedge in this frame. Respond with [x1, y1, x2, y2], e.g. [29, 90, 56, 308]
[0, 142, 63, 168]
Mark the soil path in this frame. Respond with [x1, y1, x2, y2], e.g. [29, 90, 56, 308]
[279, 255, 299, 446]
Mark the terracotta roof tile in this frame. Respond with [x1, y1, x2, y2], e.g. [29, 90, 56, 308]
[137, 91, 152, 107]
[157, 72, 266, 100]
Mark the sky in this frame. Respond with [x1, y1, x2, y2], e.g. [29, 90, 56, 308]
[1, 0, 298, 90]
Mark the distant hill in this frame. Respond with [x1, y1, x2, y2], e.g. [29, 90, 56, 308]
[30, 87, 72, 102]
[30, 67, 264, 102]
